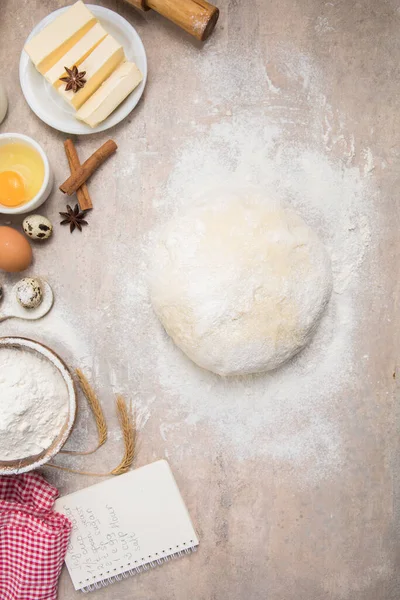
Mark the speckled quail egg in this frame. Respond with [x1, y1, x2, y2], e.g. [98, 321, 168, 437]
[23, 215, 53, 241]
[15, 277, 43, 309]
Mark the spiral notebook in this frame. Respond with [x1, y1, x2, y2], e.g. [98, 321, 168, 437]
[55, 460, 199, 593]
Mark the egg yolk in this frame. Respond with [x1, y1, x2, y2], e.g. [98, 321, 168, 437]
[0, 170, 25, 207]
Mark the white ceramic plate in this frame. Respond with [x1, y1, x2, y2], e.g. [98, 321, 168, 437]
[19, 5, 147, 135]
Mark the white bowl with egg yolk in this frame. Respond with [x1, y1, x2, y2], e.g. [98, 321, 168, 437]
[0, 133, 53, 215]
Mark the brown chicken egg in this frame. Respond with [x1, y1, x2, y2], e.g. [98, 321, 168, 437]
[0, 226, 33, 272]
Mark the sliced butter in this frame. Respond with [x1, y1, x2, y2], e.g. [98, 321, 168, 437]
[44, 23, 108, 88]
[25, 1, 97, 74]
[76, 62, 143, 127]
[58, 35, 125, 110]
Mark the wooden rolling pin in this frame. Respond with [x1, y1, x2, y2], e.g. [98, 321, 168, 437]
[124, 0, 219, 41]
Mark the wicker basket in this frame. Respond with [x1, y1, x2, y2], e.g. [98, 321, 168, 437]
[0, 336, 77, 475]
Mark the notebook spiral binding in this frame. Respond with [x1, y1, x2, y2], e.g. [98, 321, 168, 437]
[81, 547, 197, 593]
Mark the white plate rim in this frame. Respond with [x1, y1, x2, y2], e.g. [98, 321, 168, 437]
[19, 4, 147, 135]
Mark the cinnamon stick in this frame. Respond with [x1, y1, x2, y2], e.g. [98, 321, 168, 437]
[60, 140, 118, 195]
[64, 139, 93, 210]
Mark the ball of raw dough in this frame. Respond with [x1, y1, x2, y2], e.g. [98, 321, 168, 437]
[15, 277, 43, 309]
[150, 197, 333, 376]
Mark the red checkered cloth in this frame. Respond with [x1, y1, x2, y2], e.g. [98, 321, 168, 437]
[0, 472, 72, 600]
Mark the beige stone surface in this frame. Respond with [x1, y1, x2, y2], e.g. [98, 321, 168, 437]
[1, 1, 400, 599]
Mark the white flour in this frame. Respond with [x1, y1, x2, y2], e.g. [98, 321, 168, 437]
[0, 347, 69, 461]
[127, 43, 380, 483]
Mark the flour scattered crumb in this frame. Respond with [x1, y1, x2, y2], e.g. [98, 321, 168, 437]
[362, 147, 375, 174]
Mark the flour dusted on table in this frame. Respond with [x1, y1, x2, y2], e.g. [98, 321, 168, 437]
[135, 43, 380, 481]
[0, 347, 69, 461]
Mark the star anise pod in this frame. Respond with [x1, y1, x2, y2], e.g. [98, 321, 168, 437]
[60, 204, 89, 233]
[60, 65, 86, 93]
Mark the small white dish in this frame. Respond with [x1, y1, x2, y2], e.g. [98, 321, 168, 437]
[19, 5, 147, 135]
[0, 279, 54, 323]
[0, 133, 53, 215]
[0, 81, 8, 124]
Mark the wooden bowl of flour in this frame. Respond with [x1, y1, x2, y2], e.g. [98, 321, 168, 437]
[0, 337, 77, 475]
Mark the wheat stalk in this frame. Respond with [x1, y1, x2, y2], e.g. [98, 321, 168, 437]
[48, 393, 137, 477]
[111, 397, 137, 475]
[60, 369, 107, 455]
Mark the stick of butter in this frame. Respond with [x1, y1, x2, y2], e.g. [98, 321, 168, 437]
[58, 35, 125, 110]
[25, 1, 97, 74]
[44, 23, 108, 88]
[76, 62, 143, 127]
